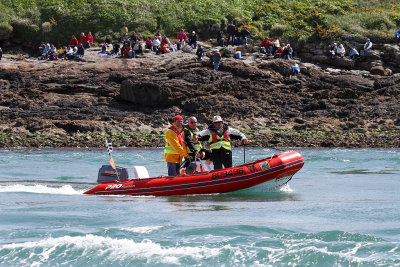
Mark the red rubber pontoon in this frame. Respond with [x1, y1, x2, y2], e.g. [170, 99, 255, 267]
[84, 151, 304, 196]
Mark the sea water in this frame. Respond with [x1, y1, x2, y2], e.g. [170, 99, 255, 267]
[0, 148, 399, 266]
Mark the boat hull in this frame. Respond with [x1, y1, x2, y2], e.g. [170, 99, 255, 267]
[84, 151, 304, 196]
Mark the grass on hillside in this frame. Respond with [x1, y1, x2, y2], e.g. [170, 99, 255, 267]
[0, 0, 399, 46]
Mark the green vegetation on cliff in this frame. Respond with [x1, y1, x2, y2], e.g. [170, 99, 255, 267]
[1, 0, 399, 46]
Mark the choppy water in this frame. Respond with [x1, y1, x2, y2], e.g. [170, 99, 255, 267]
[0, 148, 399, 266]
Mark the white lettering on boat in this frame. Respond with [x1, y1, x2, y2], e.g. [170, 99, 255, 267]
[104, 184, 135, 190]
[105, 184, 123, 190]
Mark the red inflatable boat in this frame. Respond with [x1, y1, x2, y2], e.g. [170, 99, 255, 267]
[84, 151, 304, 196]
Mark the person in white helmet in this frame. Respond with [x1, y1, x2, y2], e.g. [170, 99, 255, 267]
[198, 115, 250, 170]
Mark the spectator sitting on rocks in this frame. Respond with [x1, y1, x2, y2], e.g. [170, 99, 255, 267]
[104, 35, 112, 45]
[396, 29, 400, 45]
[349, 47, 359, 60]
[196, 45, 204, 62]
[172, 41, 179, 51]
[69, 46, 78, 59]
[177, 29, 188, 47]
[161, 35, 173, 51]
[152, 37, 161, 52]
[38, 42, 46, 54]
[188, 31, 198, 49]
[274, 46, 284, 59]
[48, 44, 57, 60]
[70, 35, 78, 47]
[101, 44, 107, 53]
[76, 44, 84, 59]
[271, 37, 280, 54]
[283, 44, 293, 59]
[57, 46, 66, 59]
[362, 38, 372, 56]
[132, 40, 143, 56]
[86, 32, 94, 47]
[337, 44, 345, 57]
[38, 43, 50, 59]
[79, 32, 86, 46]
[261, 36, 272, 55]
[159, 43, 168, 54]
[113, 41, 120, 56]
[145, 37, 152, 50]
[0, 47, 3, 60]
[291, 61, 300, 76]
[329, 42, 337, 59]
[121, 41, 131, 57]
[65, 46, 74, 59]
[43, 43, 51, 54]
[217, 30, 224, 46]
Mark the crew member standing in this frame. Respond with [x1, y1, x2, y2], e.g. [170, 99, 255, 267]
[198, 116, 250, 170]
[164, 115, 189, 176]
[183, 116, 204, 173]
[184, 117, 202, 158]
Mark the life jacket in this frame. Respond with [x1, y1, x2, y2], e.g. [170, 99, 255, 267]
[208, 128, 231, 151]
[184, 126, 202, 153]
[164, 125, 184, 155]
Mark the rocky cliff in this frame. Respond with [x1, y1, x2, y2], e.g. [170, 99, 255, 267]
[0, 43, 399, 148]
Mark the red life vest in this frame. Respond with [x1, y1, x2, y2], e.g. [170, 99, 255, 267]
[168, 125, 183, 145]
[210, 129, 229, 143]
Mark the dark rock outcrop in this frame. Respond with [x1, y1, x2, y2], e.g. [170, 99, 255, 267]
[0, 48, 399, 148]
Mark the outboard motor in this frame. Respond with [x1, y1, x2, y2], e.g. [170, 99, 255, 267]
[97, 165, 129, 183]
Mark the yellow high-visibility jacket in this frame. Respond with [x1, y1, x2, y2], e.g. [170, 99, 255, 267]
[164, 123, 188, 163]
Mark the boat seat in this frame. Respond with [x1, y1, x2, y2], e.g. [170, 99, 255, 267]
[133, 166, 149, 179]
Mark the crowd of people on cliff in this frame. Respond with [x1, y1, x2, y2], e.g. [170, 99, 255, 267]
[92, 22, 298, 71]
[32, 21, 297, 66]
[328, 38, 373, 60]
[1, 21, 399, 67]
[98, 24, 201, 58]
[37, 32, 93, 61]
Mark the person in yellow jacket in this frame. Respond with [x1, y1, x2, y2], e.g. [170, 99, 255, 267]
[164, 115, 191, 176]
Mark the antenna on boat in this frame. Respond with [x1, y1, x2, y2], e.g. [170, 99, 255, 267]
[105, 138, 120, 180]
[243, 144, 246, 164]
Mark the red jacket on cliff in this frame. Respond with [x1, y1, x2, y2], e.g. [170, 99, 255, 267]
[70, 36, 78, 46]
[86, 33, 93, 44]
[79, 34, 87, 45]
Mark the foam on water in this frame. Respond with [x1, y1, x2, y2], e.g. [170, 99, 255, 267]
[236, 177, 294, 193]
[0, 184, 84, 195]
[121, 225, 165, 234]
[0, 234, 221, 265]
[1, 230, 400, 266]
